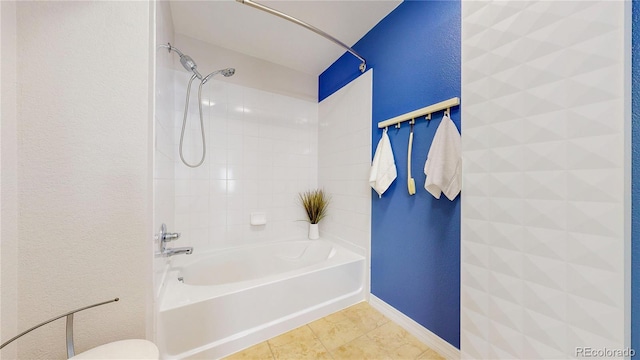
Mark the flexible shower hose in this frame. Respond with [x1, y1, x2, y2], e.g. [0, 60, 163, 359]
[179, 73, 207, 168]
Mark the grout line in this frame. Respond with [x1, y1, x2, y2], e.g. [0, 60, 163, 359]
[319, 323, 334, 359]
[266, 340, 276, 360]
[304, 323, 335, 360]
[228, 302, 444, 360]
[306, 322, 325, 349]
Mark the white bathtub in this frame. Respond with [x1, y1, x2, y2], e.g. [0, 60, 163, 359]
[157, 239, 365, 359]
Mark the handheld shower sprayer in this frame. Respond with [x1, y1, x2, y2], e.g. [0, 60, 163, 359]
[202, 68, 236, 84]
[160, 43, 236, 168]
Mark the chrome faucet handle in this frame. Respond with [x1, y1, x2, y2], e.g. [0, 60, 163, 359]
[157, 223, 180, 242]
[157, 223, 167, 242]
[162, 232, 181, 241]
[156, 224, 188, 258]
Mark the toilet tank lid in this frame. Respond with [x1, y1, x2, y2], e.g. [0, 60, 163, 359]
[69, 339, 159, 360]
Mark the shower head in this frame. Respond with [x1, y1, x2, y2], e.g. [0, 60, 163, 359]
[202, 68, 236, 84]
[162, 43, 234, 84]
[161, 43, 203, 79]
[221, 68, 236, 77]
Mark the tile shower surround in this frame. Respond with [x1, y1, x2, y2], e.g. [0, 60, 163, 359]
[318, 69, 372, 254]
[173, 73, 319, 251]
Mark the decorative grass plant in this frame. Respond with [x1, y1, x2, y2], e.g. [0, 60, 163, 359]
[299, 189, 330, 224]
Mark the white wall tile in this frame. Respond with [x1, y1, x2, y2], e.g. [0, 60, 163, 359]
[318, 70, 372, 254]
[153, 0, 176, 308]
[172, 76, 318, 251]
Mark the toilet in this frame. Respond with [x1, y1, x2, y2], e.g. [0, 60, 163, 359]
[69, 339, 159, 360]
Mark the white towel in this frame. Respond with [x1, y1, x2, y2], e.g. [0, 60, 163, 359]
[369, 128, 397, 198]
[424, 114, 461, 200]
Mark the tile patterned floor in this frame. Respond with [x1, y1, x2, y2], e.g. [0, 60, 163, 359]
[224, 302, 446, 360]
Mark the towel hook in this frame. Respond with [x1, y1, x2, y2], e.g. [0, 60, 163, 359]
[445, 108, 450, 117]
[425, 113, 432, 121]
[409, 118, 415, 125]
[395, 123, 401, 129]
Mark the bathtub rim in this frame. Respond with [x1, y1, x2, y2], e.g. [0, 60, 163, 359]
[170, 238, 337, 274]
[158, 237, 364, 313]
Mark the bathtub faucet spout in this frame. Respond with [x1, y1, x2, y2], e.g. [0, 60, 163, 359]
[156, 223, 194, 257]
[163, 246, 193, 257]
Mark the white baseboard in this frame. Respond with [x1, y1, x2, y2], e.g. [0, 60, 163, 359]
[369, 294, 460, 360]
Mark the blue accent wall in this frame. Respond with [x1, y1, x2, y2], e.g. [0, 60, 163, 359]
[320, 0, 461, 348]
[632, 0, 639, 356]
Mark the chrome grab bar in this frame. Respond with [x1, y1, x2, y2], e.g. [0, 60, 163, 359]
[0, 298, 119, 359]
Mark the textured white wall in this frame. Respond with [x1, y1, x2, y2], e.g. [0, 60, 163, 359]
[1, 1, 19, 358]
[461, 1, 629, 358]
[318, 70, 372, 260]
[14, 2, 152, 358]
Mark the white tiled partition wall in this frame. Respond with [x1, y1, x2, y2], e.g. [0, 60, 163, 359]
[318, 70, 372, 256]
[153, 0, 175, 298]
[461, 1, 630, 359]
[174, 74, 318, 251]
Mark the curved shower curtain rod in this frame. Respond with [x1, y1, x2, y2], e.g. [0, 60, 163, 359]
[235, 0, 367, 73]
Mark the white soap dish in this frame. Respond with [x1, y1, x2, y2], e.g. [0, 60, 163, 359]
[250, 212, 267, 226]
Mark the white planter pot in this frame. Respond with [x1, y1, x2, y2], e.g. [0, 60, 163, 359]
[308, 223, 319, 240]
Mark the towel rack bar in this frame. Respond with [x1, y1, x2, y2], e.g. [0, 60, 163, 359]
[0, 298, 119, 354]
[377, 97, 460, 129]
